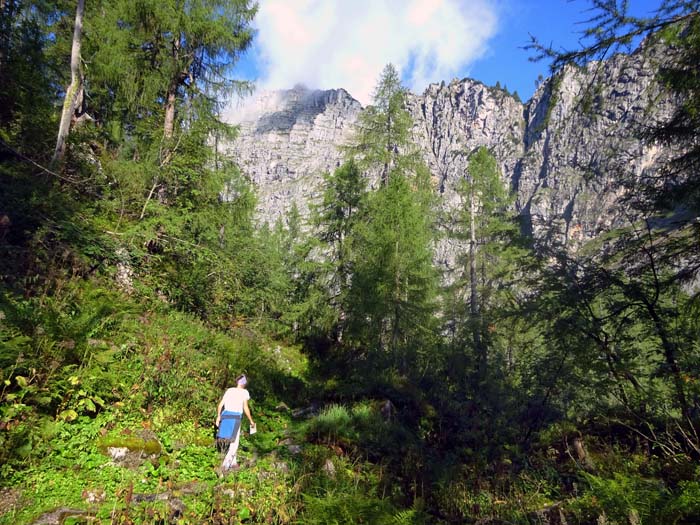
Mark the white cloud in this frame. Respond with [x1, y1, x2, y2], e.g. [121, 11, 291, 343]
[250, 0, 499, 105]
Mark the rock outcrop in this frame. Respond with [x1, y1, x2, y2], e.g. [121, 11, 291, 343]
[221, 85, 362, 223]
[223, 42, 673, 256]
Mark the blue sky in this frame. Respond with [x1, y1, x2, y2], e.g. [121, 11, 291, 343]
[233, 0, 664, 106]
[467, 0, 663, 100]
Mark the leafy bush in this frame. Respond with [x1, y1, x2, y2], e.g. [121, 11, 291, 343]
[662, 480, 700, 523]
[574, 472, 667, 524]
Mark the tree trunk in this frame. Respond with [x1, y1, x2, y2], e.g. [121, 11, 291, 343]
[163, 83, 177, 139]
[163, 38, 181, 139]
[572, 436, 595, 471]
[52, 0, 85, 166]
[391, 238, 401, 365]
[469, 182, 485, 375]
[381, 114, 393, 187]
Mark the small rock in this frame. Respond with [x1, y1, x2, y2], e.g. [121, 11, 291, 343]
[32, 508, 90, 525]
[322, 458, 336, 477]
[529, 502, 569, 525]
[0, 488, 23, 517]
[82, 488, 106, 504]
[287, 444, 302, 454]
[273, 461, 290, 473]
[108, 446, 129, 460]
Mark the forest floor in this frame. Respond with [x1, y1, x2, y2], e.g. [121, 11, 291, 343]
[2, 361, 310, 524]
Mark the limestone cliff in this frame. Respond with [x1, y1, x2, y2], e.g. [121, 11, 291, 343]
[223, 43, 672, 256]
[220, 85, 362, 222]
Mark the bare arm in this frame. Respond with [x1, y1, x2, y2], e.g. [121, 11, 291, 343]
[243, 399, 254, 427]
[215, 398, 224, 427]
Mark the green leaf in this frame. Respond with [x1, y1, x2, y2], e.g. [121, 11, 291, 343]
[59, 409, 79, 422]
[238, 507, 251, 521]
[94, 349, 117, 365]
[15, 376, 28, 388]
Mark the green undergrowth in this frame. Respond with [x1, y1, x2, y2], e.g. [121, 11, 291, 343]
[0, 409, 300, 524]
[0, 275, 309, 523]
[0, 277, 428, 524]
[3, 280, 700, 523]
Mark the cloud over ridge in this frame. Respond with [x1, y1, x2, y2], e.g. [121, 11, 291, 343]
[251, 0, 498, 105]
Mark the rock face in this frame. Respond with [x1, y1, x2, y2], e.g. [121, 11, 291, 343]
[223, 43, 672, 254]
[221, 85, 362, 223]
[515, 47, 672, 249]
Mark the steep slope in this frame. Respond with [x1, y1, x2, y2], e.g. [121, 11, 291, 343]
[223, 43, 672, 253]
[515, 47, 672, 248]
[221, 86, 362, 223]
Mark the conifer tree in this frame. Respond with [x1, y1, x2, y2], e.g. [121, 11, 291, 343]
[450, 146, 529, 379]
[347, 63, 417, 187]
[312, 160, 367, 340]
[0, 0, 63, 157]
[272, 202, 328, 339]
[86, 0, 256, 150]
[345, 65, 439, 374]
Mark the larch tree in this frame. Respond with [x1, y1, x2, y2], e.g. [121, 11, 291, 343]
[87, 0, 256, 149]
[450, 146, 528, 379]
[345, 65, 439, 375]
[346, 63, 416, 187]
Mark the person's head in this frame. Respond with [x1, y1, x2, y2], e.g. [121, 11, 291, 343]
[235, 374, 247, 388]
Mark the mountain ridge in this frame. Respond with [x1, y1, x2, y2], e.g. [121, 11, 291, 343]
[222, 41, 673, 262]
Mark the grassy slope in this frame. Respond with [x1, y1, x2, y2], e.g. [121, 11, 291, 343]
[2, 280, 700, 524]
[0, 278, 419, 524]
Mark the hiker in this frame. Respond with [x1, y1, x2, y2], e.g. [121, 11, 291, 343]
[215, 374, 256, 471]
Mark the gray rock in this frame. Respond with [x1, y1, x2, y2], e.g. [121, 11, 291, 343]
[31, 508, 90, 525]
[221, 86, 361, 225]
[322, 458, 336, 477]
[223, 40, 676, 264]
[528, 502, 570, 525]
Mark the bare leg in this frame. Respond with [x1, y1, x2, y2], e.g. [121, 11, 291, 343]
[221, 428, 241, 469]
